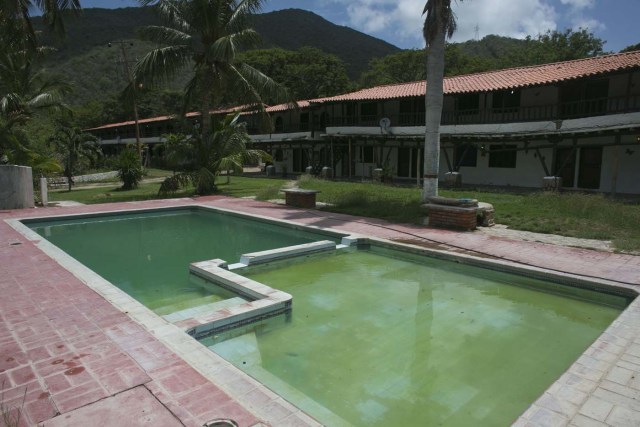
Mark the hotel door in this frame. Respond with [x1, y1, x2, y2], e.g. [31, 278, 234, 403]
[397, 147, 411, 177]
[555, 148, 576, 188]
[577, 147, 602, 189]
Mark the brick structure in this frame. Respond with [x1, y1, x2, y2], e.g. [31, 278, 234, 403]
[425, 204, 478, 231]
[281, 189, 320, 208]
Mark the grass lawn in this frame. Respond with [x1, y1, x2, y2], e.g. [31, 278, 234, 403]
[49, 172, 640, 251]
[49, 176, 289, 205]
[296, 176, 640, 252]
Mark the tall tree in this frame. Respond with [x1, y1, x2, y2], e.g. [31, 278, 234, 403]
[359, 50, 426, 87]
[621, 42, 640, 53]
[240, 47, 352, 99]
[135, 0, 289, 138]
[501, 28, 605, 68]
[422, 0, 459, 200]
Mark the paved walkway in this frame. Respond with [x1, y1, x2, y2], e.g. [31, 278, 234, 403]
[1, 196, 639, 426]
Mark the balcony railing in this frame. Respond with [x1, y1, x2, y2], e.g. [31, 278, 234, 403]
[324, 94, 640, 128]
[92, 94, 640, 142]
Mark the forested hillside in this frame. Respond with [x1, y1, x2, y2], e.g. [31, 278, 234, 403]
[34, 7, 399, 106]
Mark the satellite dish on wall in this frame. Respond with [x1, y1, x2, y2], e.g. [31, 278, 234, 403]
[379, 117, 391, 133]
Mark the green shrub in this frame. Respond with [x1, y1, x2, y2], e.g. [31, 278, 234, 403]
[117, 148, 143, 190]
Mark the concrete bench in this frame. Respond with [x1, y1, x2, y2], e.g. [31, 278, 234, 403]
[281, 188, 320, 208]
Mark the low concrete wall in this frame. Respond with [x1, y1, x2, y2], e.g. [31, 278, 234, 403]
[49, 171, 119, 186]
[74, 171, 118, 183]
[0, 165, 34, 210]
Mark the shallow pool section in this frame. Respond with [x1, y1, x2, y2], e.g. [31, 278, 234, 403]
[202, 247, 629, 427]
[26, 207, 340, 314]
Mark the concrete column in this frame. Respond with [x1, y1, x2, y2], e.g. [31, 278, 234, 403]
[0, 165, 35, 209]
[40, 177, 48, 207]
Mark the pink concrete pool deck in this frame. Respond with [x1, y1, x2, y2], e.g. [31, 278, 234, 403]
[1, 196, 640, 426]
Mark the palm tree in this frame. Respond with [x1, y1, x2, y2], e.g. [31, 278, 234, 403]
[158, 113, 270, 194]
[216, 114, 270, 184]
[48, 125, 101, 191]
[0, 32, 70, 164]
[422, 0, 460, 200]
[134, 0, 289, 138]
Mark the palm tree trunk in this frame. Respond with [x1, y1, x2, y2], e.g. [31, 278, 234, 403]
[200, 70, 215, 140]
[422, 29, 446, 201]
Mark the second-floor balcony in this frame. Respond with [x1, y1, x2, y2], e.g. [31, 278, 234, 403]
[325, 94, 640, 128]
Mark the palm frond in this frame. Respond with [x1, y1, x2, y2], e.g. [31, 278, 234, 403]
[39, 0, 82, 39]
[133, 45, 192, 89]
[228, 0, 264, 33]
[138, 25, 191, 45]
[141, 0, 190, 31]
[217, 152, 244, 175]
[209, 29, 259, 63]
[0, 93, 23, 115]
[26, 92, 65, 110]
[230, 62, 291, 106]
[423, 0, 458, 46]
[192, 166, 217, 194]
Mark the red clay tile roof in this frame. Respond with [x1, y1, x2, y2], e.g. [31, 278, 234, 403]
[86, 105, 250, 131]
[315, 50, 640, 103]
[265, 101, 310, 112]
[89, 50, 640, 128]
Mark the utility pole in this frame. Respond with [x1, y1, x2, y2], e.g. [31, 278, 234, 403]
[109, 40, 143, 165]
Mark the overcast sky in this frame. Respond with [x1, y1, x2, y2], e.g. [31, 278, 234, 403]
[83, 0, 639, 53]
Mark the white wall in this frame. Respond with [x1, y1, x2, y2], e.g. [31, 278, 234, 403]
[439, 141, 554, 188]
[601, 134, 640, 194]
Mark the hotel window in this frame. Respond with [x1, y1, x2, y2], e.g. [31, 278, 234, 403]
[275, 149, 284, 162]
[456, 93, 479, 114]
[454, 143, 478, 168]
[492, 90, 521, 112]
[300, 113, 309, 131]
[362, 146, 374, 163]
[488, 144, 517, 168]
[274, 117, 284, 133]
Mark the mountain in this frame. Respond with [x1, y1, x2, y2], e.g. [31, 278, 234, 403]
[37, 7, 159, 63]
[34, 7, 400, 107]
[251, 9, 400, 79]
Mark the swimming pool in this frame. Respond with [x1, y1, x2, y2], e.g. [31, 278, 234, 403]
[25, 207, 342, 315]
[200, 245, 630, 426]
[12, 205, 637, 426]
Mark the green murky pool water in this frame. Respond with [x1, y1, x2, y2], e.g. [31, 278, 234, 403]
[27, 208, 338, 314]
[203, 248, 628, 427]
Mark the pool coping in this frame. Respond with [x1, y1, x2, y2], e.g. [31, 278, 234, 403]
[6, 202, 640, 426]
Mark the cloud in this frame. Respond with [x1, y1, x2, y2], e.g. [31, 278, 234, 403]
[324, 0, 561, 46]
[559, 0, 595, 10]
[451, 0, 558, 41]
[322, 0, 608, 48]
[558, 0, 605, 32]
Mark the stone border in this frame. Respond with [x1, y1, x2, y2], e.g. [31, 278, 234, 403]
[239, 240, 336, 266]
[183, 259, 293, 339]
